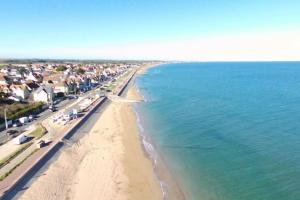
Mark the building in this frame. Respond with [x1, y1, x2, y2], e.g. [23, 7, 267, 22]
[53, 81, 69, 94]
[25, 72, 39, 82]
[9, 84, 30, 99]
[0, 85, 10, 94]
[0, 75, 9, 85]
[33, 85, 54, 103]
[25, 81, 40, 91]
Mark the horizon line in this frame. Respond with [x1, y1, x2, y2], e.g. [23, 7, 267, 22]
[1, 57, 300, 63]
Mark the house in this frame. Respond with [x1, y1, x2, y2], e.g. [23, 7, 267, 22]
[90, 76, 99, 86]
[75, 76, 91, 92]
[25, 72, 39, 82]
[32, 65, 44, 74]
[43, 74, 62, 84]
[0, 85, 10, 94]
[63, 68, 71, 76]
[53, 81, 69, 94]
[0, 75, 9, 85]
[33, 85, 54, 103]
[66, 80, 77, 94]
[9, 68, 22, 78]
[45, 64, 55, 72]
[9, 84, 30, 99]
[0, 68, 9, 74]
[25, 81, 40, 91]
[100, 71, 109, 81]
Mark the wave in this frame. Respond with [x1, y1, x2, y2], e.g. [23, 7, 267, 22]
[135, 85, 150, 103]
[133, 106, 168, 200]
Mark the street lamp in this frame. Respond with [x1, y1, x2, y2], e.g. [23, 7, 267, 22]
[4, 107, 8, 130]
[4, 107, 9, 139]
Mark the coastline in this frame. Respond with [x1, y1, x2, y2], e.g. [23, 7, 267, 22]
[133, 64, 186, 200]
[16, 63, 185, 200]
[121, 87, 162, 200]
[17, 65, 163, 200]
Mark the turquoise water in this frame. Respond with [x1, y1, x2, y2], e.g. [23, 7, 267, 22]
[135, 62, 300, 200]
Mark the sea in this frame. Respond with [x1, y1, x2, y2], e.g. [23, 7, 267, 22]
[133, 62, 300, 200]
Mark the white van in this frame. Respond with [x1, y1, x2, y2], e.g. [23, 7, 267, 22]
[13, 134, 28, 145]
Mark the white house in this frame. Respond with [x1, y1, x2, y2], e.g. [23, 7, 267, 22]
[25, 72, 38, 82]
[9, 84, 30, 99]
[0, 68, 9, 74]
[9, 68, 22, 78]
[33, 86, 54, 103]
[53, 81, 69, 94]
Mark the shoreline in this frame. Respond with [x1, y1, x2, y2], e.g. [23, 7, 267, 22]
[121, 86, 162, 200]
[16, 65, 164, 200]
[14, 63, 185, 200]
[132, 64, 186, 200]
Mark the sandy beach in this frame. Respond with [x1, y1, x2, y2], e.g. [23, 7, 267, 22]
[18, 81, 162, 200]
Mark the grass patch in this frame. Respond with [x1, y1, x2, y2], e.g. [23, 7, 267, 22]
[116, 70, 131, 83]
[0, 148, 38, 181]
[106, 84, 116, 91]
[0, 124, 47, 170]
[28, 124, 47, 139]
[0, 142, 33, 169]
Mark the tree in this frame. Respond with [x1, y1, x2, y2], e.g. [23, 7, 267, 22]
[76, 68, 85, 74]
[17, 67, 27, 75]
[56, 65, 67, 71]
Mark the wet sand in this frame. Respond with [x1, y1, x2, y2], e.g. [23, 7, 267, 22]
[131, 65, 186, 200]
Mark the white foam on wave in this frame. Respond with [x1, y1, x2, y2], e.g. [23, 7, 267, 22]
[135, 110, 145, 133]
[141, 133, 168, 200]
[136, 86, 149, 103]
[133, 107, 168, 200]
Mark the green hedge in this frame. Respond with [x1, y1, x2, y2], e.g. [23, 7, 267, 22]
[8, 102, 44, 120]
[0, 102, 44, 123]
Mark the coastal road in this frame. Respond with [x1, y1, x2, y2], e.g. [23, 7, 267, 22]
[0, 98, 76, 144]
[1, 70, 136, 200]
[0, 83, 107, 145]
[2, 98, 111, 200]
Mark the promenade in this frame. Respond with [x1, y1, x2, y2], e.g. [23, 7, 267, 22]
[0, 69, 137, 200]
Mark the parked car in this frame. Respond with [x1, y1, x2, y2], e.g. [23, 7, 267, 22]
[19, 116, 29, 124]
[29, 115, 34, 121]
[68, 95, 78, 100]
[36, 140, 45, 148]
[6, 129, 19, 135]
[13, 121, 22, 127]
[49, 105, 56, 112]
[6, 120, 13, 128]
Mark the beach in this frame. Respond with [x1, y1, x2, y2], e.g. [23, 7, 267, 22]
[18, 75, 162, 200]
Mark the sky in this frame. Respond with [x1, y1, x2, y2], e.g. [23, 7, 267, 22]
[0, 0, 300, 61]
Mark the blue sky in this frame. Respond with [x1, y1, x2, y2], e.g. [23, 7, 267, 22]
[1, 0, 300, 60]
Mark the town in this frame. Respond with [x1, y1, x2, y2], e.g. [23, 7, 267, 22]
[0, 60, 142, 130]
[0, 60, 156, 196]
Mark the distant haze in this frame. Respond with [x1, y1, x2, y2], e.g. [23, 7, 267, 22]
[34, 31, 300, 61]
[1, 0, 300, 61]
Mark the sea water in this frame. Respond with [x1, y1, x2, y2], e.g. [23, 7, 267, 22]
[134, 62, 300, 200]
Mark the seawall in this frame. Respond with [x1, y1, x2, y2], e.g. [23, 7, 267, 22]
[0, 70, 137, 200]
